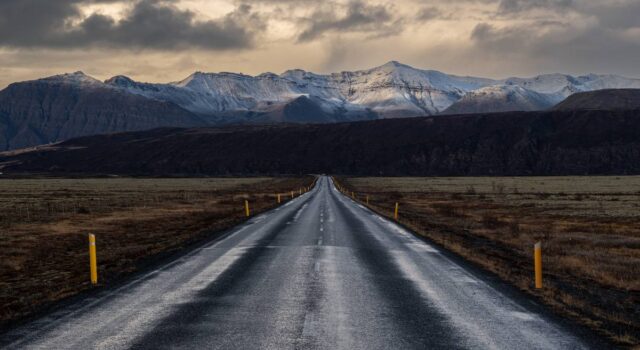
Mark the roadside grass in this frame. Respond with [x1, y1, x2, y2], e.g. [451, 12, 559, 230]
[0, 176, 314, 329]
[339, 176, 640, 347]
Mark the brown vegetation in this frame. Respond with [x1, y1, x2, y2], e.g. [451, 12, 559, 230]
[338, 176, 640, 347]
[0, 176, 314, 329]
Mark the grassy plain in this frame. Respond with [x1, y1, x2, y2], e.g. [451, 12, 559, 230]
[0, 176, 313, 328]
[340, 176, 640, 347]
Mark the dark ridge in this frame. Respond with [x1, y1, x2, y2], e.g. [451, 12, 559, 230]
[553, 89, 640, 111]
[1, 109, 640, 176]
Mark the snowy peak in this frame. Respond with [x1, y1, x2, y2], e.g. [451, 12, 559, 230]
[380, 60, 405, 68]
[104, 75, 137, 88]
[40, 71, 103, 86]
[369, 60, 415, 74]
[280, 69, 328, 84]
[174, 71, 258, 87]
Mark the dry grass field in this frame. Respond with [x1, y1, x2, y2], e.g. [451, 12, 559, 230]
[0, 176, 314, 329]
[338, 176, 640, 347]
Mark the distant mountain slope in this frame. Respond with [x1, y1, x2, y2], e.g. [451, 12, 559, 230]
[504, 74, 640, 101]
[440, 85, 554, 115]
[553, 89, 640, 111]
[0, 72, 207, 150]
[3, 109, 639, 176]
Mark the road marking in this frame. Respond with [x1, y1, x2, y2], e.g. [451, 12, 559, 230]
[292, 203, 308, 221]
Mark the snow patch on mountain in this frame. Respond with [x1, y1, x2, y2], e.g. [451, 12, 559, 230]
[42, 71, 104, 86]
[441, 85, 555, 115]
[503, 73, 640, 104]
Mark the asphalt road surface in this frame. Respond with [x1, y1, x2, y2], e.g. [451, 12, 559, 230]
[1, 176, 597, 349]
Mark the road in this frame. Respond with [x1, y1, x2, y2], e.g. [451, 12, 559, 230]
[1, 176, 594, 349]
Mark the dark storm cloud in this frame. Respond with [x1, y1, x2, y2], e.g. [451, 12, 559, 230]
[415, 6, 442, 21]
[0, 0, 263, 50]
[297, 1, 401, 42]
[470, 19, 640, 75]
[585, 1, 640, 29]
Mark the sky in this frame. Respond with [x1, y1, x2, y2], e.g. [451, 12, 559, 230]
[0, 0, 639, 88]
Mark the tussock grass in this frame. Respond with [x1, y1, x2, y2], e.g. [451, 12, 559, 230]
[0, 176, 314, 328]
[341, 176, 640, 347]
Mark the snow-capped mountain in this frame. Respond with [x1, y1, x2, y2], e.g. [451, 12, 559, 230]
[441, 85, 555, 115]
[104, 61, 640, 119]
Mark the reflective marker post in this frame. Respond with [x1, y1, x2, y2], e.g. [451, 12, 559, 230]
[534, 242, 543, 289]
[88, 234, 98, 285]
[394, 202, 399, 220]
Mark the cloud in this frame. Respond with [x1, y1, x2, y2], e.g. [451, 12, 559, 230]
[469, 18, 640, 76]
[297, 1, 401, 42]
[582, 0, 640, 29]
[0, 0, 264, 50]
[3, 0, 640, 89]
[415, 6, 443, 21]
[498, 0, 573, 14]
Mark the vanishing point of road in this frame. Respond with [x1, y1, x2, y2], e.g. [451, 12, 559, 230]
[1, 176, 598, 349]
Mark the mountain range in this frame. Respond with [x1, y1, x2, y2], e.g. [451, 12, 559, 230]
[1, 61, 640, 150]
[104, 61, 640, 118]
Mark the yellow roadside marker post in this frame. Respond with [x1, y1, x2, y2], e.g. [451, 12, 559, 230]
[299, 188, 302, 195]
[291, 191, 294, 199]
[351, 191, 355, 199]
[534, 242, 543, 289]
[394, 202, 399, 220]
[88, 234, 98, 285]
[277, 194, 281, 204]
[245, 199, 250, 217]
